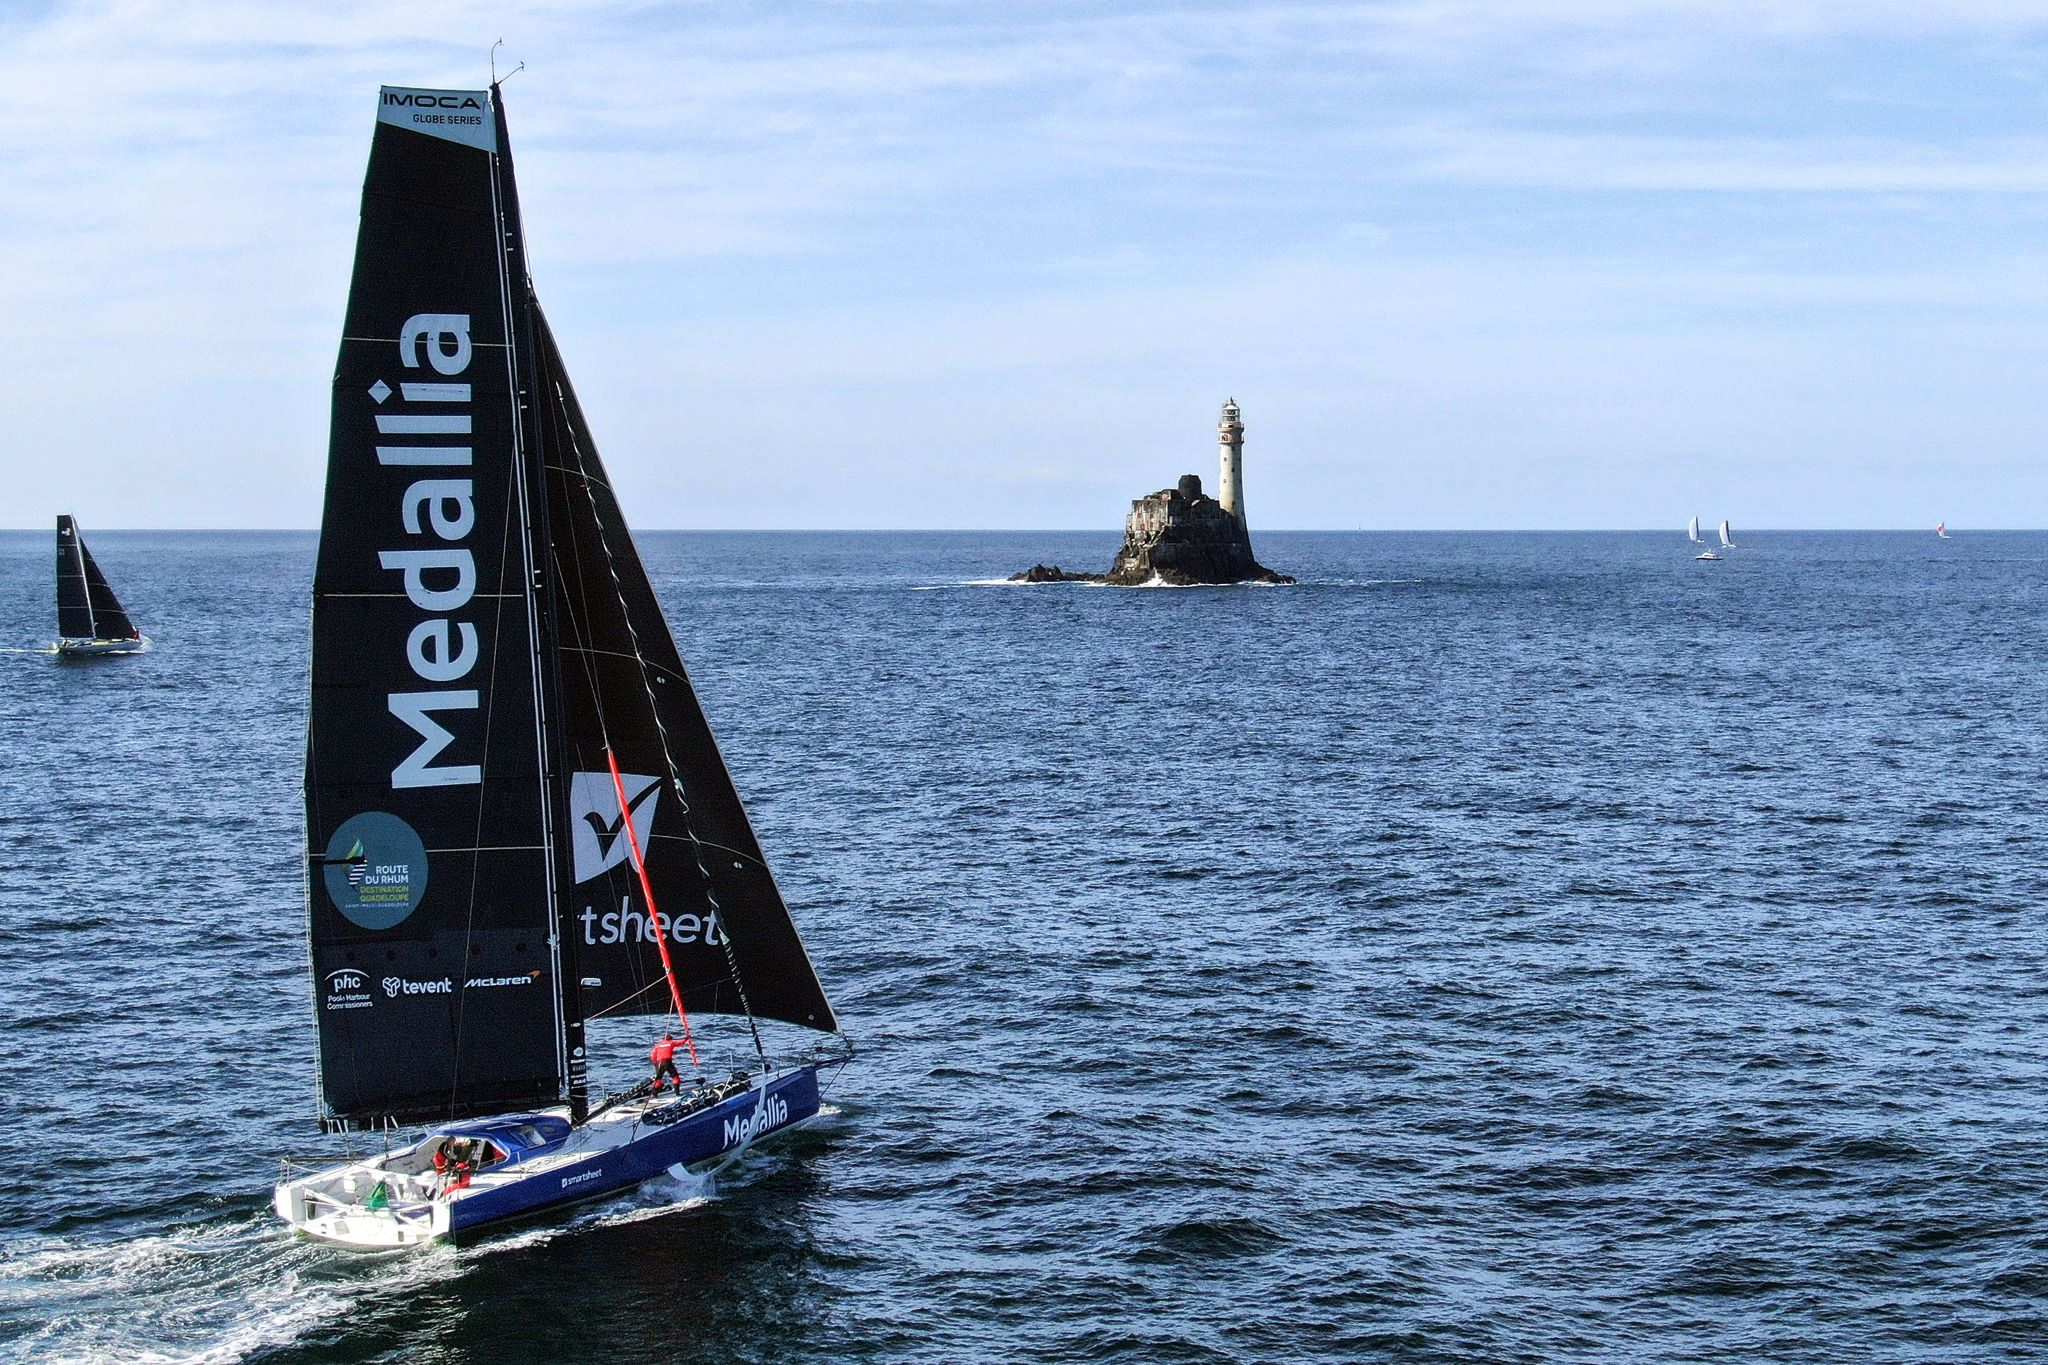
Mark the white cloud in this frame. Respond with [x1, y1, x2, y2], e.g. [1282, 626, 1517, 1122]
[1398, 128, 2048, 194]
[4, 0, 2048, 528]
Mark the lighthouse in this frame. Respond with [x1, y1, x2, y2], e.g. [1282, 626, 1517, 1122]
[1009, 395, 1292, 583]
[1218, 397, 1245, 527]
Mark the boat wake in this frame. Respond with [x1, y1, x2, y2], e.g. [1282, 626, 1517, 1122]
[0, 1169, 737, 1361]
[460, 1169, 720, 1259]
[0, 1215, 446, 1364]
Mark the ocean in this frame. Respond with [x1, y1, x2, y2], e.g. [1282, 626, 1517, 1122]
[0, 529, 2044, 1364]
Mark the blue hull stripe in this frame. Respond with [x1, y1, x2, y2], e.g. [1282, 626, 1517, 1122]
[446, 1067, 821, 1235]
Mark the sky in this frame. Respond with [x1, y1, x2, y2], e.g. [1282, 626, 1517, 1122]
[4, 1, 2048, 529]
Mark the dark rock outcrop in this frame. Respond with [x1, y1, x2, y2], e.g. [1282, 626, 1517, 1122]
[1102, 475, 1293, 585]
[1009, 563, 1105, 583]
[1010, 472, 1293, 587]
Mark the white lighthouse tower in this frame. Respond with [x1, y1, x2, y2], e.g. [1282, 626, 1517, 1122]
[1218, 397, 1245, 527]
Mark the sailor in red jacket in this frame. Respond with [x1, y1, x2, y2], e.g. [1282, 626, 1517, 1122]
[650, 1032, 684, 1094]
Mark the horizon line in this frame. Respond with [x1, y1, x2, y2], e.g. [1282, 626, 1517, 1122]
[0, 526, 2018, 536]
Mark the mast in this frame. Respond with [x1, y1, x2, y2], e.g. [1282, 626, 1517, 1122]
[487, 82, 589, 1122]
[74, 526, 93, 638]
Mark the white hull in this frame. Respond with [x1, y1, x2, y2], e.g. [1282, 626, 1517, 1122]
[56, 635, 149, 656]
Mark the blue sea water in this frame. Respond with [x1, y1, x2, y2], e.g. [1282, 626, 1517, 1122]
[0, 528, 2045, 1364]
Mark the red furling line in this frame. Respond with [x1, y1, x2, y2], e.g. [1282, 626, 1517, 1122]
[607, 748, 698, 1066]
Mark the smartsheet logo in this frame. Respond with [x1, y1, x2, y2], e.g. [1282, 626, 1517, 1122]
[567, 770, 661, 884]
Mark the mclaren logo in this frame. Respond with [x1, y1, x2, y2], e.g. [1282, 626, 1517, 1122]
[567, 770, 661, 884]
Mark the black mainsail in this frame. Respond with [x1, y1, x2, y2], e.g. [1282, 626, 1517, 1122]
[305, 84, 836, 1133]
[55, 516, 140, 642]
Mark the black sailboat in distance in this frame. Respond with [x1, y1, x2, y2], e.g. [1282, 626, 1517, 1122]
[54, 516, 148, 655]
[273, 83, 847, 1249]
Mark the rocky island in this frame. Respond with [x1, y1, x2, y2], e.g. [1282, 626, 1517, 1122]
[1012, 399, 1293, 586]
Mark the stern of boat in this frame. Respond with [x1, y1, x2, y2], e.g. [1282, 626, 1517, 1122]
[275, 1158, 451, 1249]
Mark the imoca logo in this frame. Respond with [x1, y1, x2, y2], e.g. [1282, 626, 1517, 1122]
[567, 770, 661, 884]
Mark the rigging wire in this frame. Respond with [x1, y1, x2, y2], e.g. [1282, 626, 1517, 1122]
[545, 363, 769, 1065]
[542, 348, 683, 1041]
[581, 974, 667, 1022]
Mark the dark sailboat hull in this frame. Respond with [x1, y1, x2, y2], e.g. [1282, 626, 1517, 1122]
[54, 637, 150, 657]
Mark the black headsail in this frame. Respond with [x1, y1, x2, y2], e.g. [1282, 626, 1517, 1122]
[56, 517, 139, 641]
[306, 86, 565, 1130]
[529, 306, 840, 1036]
[462, 83, 835, 1041]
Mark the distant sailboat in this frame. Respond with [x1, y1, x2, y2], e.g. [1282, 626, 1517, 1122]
[54, 516, 148, 655]
[1687, 515, 1702, 543]
[1718, 520, 1734, 548]
[1937, 522, 1950, 539]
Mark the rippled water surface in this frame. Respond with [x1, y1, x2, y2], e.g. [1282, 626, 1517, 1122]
[1, 529, 2045, 1364]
